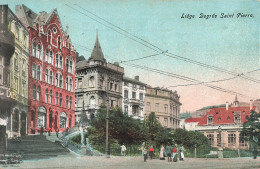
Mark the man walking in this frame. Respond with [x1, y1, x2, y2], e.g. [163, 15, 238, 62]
[120, 144, 126, 156]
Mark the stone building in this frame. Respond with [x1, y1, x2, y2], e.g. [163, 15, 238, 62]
[5, 8, 29, 138]
[16, 5, 76, 133]
[0, 5, 15, 154]
[75, 34, 124, 125]
[122, 76, 146, 120]
[145, 86, 181, 129]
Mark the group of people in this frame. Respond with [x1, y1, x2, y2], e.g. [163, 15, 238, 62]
[141, 144, 184, 162]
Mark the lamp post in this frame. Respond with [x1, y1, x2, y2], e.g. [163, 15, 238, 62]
[218, 126, 222, 147]
[105, 99, 110, 158]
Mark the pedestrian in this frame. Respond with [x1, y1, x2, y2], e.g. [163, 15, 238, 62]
[166, 146, 172, 162]
[172, 145, 178, 162]
[56, 128, 59, 138]
[160, 145, 165, 160]
[143, 146, 148, 162]
[120, 144, 126, 156]
[149, 146, 154, 159]
[179, 144, 184, 161]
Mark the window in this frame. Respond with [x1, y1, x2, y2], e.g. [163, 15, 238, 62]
[59, 93, 62, 106]
[36, 65, 41, 80]
[45, 49, 49, 62]
[207, 134, 214, 145]
[207, 115, 213, 124]
[59, 74, 63, 88]
[49, 51, 53, 64]
[45, 69, 49, 83]
[146, 102, 150, 111]
[59, 112, 67, 128]
[32, 63, 37, 79]
[49, 90, 52, 104]
[110, 83, 113, 90]
[89, 76, 95, 88]
[66, 58, 69, 72]
[55, 92, 58, 105]
[37, 44, 41, 59]
[132, 92, 136, 99]
[164, 104, 168, 113]
[114, 84, 118, 91]
[69, 79, 72, 91]
[45, 89, 49, 103]
[239, 133, 247, 147]
[55, 54, 59, 67]
[69, 60, 72, 73]
[155, 103, 159, 112]
[59, 55, 63, 68]
[37, 106, 46, 128]
[14, 77, 18, 91]
[124, 106, 128, 115]
[69, 96, 72, 109]
[49, 70, 53, 85]
[124, 90, 128, 98]
[164, 118, 168, 127]
[66, 77, 69, 90]
[78, 78, 82, 88]
[90, 96, 95, 105]
[48, 30, 52, 43]
[37, 86, 41, 101]
[139, 93, 143, 100]
[228, 133, 236, 145]
[66, 95, 69, 108]
[32, 42, 36, 57]
[33, 85, 36, 100]
[234, 113, 241, 124]
[132, 105, 138, 116]
[14, 57, 18, 70]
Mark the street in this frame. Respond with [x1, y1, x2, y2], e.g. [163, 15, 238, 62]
[1, 155, 259, 169]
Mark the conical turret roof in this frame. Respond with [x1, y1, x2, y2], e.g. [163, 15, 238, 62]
[89, 32, 105, 62]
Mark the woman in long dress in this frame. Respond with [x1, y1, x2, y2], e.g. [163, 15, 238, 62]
[160, 145, 165, 160]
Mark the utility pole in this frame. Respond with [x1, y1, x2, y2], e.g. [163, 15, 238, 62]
[105, 99, 110, 158]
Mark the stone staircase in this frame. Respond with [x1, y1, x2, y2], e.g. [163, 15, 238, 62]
[7, 135, 71, 160]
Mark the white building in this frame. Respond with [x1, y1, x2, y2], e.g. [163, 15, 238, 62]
[122, 76, 146, 120]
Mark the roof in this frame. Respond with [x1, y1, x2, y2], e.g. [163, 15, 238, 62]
[179, 113, 191, 119]
[16, 4, 38, 28]
[185, 118, 202, 123]
[197, 104, 226, 111]
[89, 33, 105, 62]
[123, 76, 146, 86]
[197, 106, 255, 125]
[76, 60, 88, 69]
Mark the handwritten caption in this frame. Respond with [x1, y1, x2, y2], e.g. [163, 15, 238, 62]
[181, 13, 254, 19]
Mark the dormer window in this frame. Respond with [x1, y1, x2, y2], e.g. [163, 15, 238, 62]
[234, 112, 241, 124]
[207, 115, 213, 125]
[227, 116, 230, 120]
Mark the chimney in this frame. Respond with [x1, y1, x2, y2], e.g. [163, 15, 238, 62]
[250, 100, 253, 110]
[226, 101, 229, 111]
[134, 76, 139, 81]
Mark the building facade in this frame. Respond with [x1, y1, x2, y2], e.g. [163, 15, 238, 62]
[122, 76, 146, 120]
[75, 34, 124, 125]
[16, 5, 76, 133]
[4, 8, 30, 138]
[0, 5, 15, 153]
[145, 86, 181, 129]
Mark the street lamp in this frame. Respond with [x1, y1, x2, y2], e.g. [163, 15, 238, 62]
[105, 99, 110, 158]
[218, 126, 222, 147]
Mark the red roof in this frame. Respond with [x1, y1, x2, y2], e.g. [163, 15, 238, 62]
[197, 106, 255, 125]
[185, 118, 202, 123]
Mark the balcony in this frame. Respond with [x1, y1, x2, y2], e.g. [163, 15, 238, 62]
[129, 98, 141, 104]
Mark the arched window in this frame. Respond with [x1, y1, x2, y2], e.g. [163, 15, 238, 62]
[59, 112, 67, 128]
[48, 30, 52, 43]
[49, 70, 53, 85]
[66, 95, 69, 108]
[55, 54, 59, 67]
[45, 88, 49, 103]
[37, 106, 46, 128]
[59, 55, 63, 69]
[65, 56, 74, 73]
[49, 90, 52, 104]
[55, 73, 59, 86]
[37, 86, 41, 101]
[55, 92, 58, 105]
[37, 44, 41, 59]
[37, 65, 41, 80]
[65, 77, 69, 90]
[69, 96, 72, 109]
[69, 60, 73, 73]
[66, 58, 69, 72]
[32, 63, 36, 78]
[45, 69, 49, 83]
[59, 74, 63, 88]
[89, 76, 95, 88]
[33, 85, 36, 100]
[49, 51, 53, 64]
[59, 93, 62, 106]
[90, 96, 95, 105]
[32, 42, 36, 57]
[45, 49, 49, 62]
[57, 36, 61, 49]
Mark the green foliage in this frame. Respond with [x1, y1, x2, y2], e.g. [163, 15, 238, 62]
[241, 110, 260, 149]
[173, 128, 211, 155]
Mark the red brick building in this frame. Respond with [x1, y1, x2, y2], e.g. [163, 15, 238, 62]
[16, 5, 76, 134]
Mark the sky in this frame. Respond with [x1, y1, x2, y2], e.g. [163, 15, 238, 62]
[2, 0, 259, 112]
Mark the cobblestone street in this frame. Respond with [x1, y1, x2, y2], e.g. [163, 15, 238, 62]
[1, 155, 259, 169]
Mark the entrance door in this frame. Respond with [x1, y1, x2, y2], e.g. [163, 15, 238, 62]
[49, 115, 52, 128]
[20, 112, 27, 136]
[0, 125, 6, 154]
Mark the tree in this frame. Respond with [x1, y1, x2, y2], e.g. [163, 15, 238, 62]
[241, 110, 260, 158]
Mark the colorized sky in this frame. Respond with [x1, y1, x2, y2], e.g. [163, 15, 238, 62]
[2, 0, 259, 112]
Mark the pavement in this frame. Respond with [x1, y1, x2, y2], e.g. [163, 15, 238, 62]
[0, 155, 260, 169]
